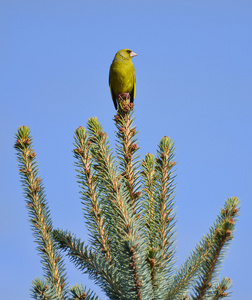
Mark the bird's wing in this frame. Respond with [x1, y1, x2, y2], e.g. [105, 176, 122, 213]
[109, 68, 118, 110]
[130, 71, 136, 103]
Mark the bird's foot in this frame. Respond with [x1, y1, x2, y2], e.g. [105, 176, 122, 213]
[118, 93, 130, 101]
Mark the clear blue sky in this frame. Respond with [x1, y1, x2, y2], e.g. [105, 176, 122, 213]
[1, 1, 251, 299]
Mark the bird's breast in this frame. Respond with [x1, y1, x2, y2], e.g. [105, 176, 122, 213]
[110, 61, 135, 94]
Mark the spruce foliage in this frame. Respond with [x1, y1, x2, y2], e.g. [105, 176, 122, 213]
[15, 99, 240, 299]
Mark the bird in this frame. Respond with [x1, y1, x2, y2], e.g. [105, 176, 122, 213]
[109, 49, 137, 110]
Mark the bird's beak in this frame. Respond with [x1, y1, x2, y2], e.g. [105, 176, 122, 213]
[130, 51, 138, 57]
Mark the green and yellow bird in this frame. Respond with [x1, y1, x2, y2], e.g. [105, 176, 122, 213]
[109, 49, 137, 110]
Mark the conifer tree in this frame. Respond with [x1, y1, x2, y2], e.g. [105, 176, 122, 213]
[15, 99, 240, 300]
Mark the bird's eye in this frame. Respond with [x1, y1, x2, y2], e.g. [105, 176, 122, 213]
[126, 50, 131, 53]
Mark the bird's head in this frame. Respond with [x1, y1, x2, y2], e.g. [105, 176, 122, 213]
[114, 49, 138, 61]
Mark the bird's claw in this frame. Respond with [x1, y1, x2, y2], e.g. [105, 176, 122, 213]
[118, 93, 130, 101]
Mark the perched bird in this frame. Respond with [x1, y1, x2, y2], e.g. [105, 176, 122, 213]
[109, 49, 137, 110]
